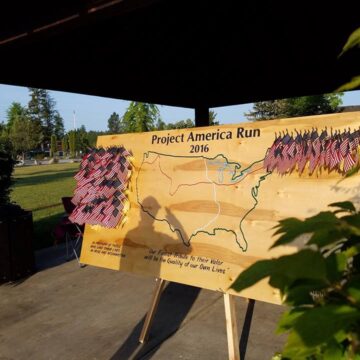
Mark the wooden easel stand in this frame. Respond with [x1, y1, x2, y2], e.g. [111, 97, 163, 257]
[139, 278, 166, 343]
[139, 278, 241, 360]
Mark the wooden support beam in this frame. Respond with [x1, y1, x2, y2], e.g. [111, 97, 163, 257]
[224, 293, 240, 360]
[139, 279, 243, 360]
[139, 278, 166, 343]
[195, 106, 209, 127]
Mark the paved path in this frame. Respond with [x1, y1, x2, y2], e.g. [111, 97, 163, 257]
[0, 245, 286, 360]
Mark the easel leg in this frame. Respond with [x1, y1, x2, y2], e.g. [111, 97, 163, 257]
[224, 293, 240, 360]
[139, 278, 166, 343]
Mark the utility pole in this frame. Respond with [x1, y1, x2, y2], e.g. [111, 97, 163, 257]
[73, 110, 77, 157]
[73, 110, 76, 130]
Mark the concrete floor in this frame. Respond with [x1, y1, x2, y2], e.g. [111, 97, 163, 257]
[0, 245, 286, 360]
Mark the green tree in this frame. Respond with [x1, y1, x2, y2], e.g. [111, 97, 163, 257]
[53, 111, 65, 139]
[6, 102, 26, 131]
[61, 135, 69, 155]
[209, 110, 219, 125]
[27, 88, 45, 140]
[245, 100, 287, 121]
[0, 122, 10, 149]
[159, 115, 214, 130]
[77, 125, 90, 153]
[27, 88, 59, 147]
[40, 90, 56, 142]
[166, 119, 194, 129]
[6, 102, 43, 153]
[9, 116, 42, 159]
[156, 119, 166, 130]
[68, 130, 76, 158]
[122, 102, 160, 133]
[325, 93, 344, 110]
[107, 112, 123, 134]
[50, 134, 57, 158]
[285, 94, 343, 117]
[87, 130, 106, 147]
[246, 94, 343, 121]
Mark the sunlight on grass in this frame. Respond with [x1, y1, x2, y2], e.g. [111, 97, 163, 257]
[11, 163, 79, 249]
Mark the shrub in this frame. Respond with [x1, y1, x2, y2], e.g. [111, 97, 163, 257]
[0, 139, 15, 206]
[232, 201, 360, 359]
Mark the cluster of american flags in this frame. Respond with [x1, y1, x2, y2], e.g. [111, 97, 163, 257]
[69, 147, 132, 228]
[264, 127, 360, 175]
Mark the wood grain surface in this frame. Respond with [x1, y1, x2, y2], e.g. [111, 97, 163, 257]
[80, 112, 360, 304]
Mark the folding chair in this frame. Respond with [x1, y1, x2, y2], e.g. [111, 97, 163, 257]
[61, 197, 85, 267]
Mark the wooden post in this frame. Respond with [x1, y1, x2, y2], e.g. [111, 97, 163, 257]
[224, 293, 240, 360]
[139, 277, 166, 343]
[139, 281, 243, 359]
[195, 105, 209, 127]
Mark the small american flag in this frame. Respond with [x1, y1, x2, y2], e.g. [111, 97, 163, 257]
[264, 127, 360, 175]
[70, 146, 132, 228]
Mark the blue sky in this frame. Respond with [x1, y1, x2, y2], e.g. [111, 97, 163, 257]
[0, 84, 359, 131]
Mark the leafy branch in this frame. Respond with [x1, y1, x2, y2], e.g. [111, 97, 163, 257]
[337, 27, 360, 92]
[231, 201, 360, 359]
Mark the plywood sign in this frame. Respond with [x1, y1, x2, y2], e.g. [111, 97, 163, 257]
[80, 112, 360, 304]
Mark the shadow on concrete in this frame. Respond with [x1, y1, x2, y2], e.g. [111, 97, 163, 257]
[0, 275, 33, 287]
[110, 282, 201, 360]
[33, 212, 65, 250]
[0, 243, 74, 288]
[34, 242, 72, 272]
[110, 196, 200, 359]
[239, 299, 255, 360]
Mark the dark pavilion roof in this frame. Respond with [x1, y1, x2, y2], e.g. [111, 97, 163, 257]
[0, 0, 359, 111]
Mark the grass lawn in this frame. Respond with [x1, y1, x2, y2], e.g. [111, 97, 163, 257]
[11, 163, 79, 250]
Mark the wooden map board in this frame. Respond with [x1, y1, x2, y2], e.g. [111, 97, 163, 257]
[80, 112, 360, 304]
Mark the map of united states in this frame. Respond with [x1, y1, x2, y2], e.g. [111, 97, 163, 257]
[136, 151, 271, 251]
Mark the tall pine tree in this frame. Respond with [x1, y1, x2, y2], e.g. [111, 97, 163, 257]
[53, 111, 65, 139]
[122, 102, 160, 133]
[77, 125, 90, 152]
[68, 131, 76, 158]
[107, 112, 122, 134]
[40, 90, 56, 142]
[61, 135, 69, 155]
[6, 102, 26, 131]
[27, 88, 45, 138]
[27, 88, 60, 148]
